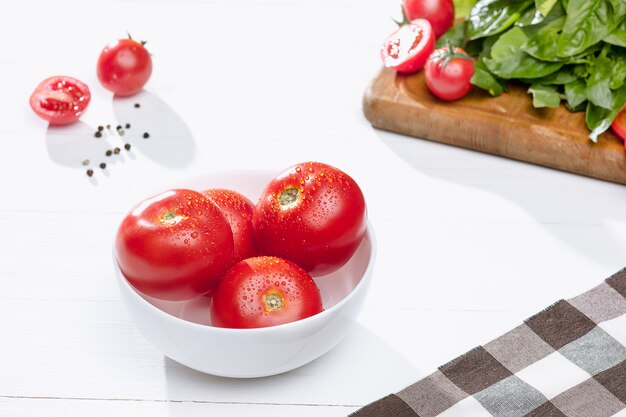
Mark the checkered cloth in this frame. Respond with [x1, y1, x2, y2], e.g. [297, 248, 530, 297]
[351, 268, 626, 417]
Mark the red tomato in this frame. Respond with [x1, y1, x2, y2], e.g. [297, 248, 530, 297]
[403, 0, 455, 38]
[115, 189, 234, 301]
[29, 76, 91, 125]
[424, 46, 475, 101]
[97, 37, 152, 96]
[381, 19, 435, 74]
[202, 189, 257, 263]
[252, 162, 367, 276]
[210, 256, 323, 328]
[611, 107, 626, 146]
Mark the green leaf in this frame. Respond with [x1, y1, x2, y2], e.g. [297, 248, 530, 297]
[557, 0, 625, 58]
[436, 21, 468, 49]
[585, 56, 614, 109]
[586, 84, 626, 141]
[528, 84, 561, 107]
[483, 26, 563, 79]
[471, 58, 508, 95]
[522, 16, 565, 61]
[522, 66, 578, 85]
[536, 0, 558, 16]
[606, 20, 626, 48]
[609, 48, 626, 89]
[516, 7, 544, 26]
[608, 0, 626, 18]
[454, 0, 478, 18]
[467, 0, 534, 40]
[565, 79, 587, 110]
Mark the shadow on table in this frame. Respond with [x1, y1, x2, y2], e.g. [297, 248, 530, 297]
[112, 91, 195, 168]
[376, 129, 626, 266]
[162, 323, 417, 413]
[45, 91, 195, 182]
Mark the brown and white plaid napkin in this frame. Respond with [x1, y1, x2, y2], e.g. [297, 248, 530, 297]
[351, 268, 626, 417]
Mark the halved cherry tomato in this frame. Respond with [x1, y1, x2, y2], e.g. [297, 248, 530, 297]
[611, 108, 626, 149]
[381, 19, 435, 74]
[115, 189, 234, 301]
[202, 189, 257, 263]
[29, 76, 91, 125]
[403, 0, 455, 38]
[252, 162, 367, 276]
[424, 45, 474, 101]
[97, 37, 152, 96]
[210, 256, 323, 328]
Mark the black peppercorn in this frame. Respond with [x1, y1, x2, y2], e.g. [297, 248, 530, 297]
[134, 103, 140, 108]
[114, 147, 121, 154]
[94, 131, 102, 138]
[143, 132, 150, 139]
[106, 150, 112, 156]
[125, 123, 131, 129]
[86, 169, 94, 177]
[99, 162, 106, 169]
[124, 143, 131, 150]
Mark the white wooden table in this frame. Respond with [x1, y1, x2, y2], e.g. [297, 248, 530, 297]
[2, 1, 625, 416]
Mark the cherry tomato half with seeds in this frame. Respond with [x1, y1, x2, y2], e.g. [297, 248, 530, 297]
[115, 189, 234, 301]
[424, 45, 475, 101]
[97, 37, 152, 96]
[202, 188, 257, 263]
[29, 76, 91, 125]
[381, 19, 435, 74]
[403, 0, 455, 38]
[210, 256, 323, 329]
[252, 162, 367, 276]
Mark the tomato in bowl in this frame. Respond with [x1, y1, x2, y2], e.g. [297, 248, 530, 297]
[113, 170, 376, 377]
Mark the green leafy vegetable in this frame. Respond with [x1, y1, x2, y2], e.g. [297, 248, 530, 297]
[528, 84, 561, 107]
[471, 58, 508, 95]
[535, 0, 558, 16]
[468, 0, 534, 40]
[557, 0, 624, 58]
[483, 26, 562, 79]
[461, 0, 626, 141]
[606, 20, 626, 48]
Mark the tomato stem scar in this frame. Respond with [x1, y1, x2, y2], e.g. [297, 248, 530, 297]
[160, 211, 187, 226]
[279, 188, 300, 208]
[263, 292, 284, 312]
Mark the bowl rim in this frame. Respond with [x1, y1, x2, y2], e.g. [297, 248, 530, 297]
[114, 222, 376, 334]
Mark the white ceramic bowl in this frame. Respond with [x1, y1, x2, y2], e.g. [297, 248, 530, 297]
[114, 170, 376, 378]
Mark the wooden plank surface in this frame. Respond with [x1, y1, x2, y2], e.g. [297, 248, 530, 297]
[363, 68, 626, 185]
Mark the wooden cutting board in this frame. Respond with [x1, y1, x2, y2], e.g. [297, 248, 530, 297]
[363, 68, 626, 185]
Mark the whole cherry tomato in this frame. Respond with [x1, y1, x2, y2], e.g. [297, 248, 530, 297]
[403, 0, 455, 38]
[210, 256, 323, 328]
[381, 19, 435, 74]
[29, 76, 91, 125]
[424, 45, 475, 101]
[252, 162, 367, 276]
[115, 189, 234, 300]
[97, 36, 152, 96]
[202, 189, 257, 263]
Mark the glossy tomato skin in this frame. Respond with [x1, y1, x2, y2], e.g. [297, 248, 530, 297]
[611, 108, 626, 146]
[202, 189, 257, 262]
[381, 19, 435, 74]
[425, 46, 475, 101]
[403, 0, 455, 38]
[115, 189, 234, 301]
[210, 256, 323, 328]
[29, 76, 91, 125]
[97, 38, 152, 96]
[252, 162, 367, 276]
